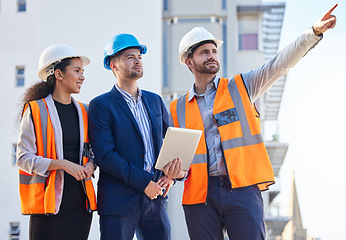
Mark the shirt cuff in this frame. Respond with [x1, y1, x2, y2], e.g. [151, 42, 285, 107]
[176, 171, 189, 181]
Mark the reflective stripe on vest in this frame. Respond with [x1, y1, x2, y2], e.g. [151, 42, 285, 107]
[19, 99, 57, 214]
[175, 94, 209, 165]
[221, 78, 264, 150]
[170, 74, 275, 205]
[19, 99, 97, 214]
[78, 102, 97, 212]
[19, 100, 47, 185]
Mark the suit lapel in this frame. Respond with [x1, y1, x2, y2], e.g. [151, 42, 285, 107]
[142, 92, 163, 180]
[142, 92, 159, 158]
[110, 86, 142, 137]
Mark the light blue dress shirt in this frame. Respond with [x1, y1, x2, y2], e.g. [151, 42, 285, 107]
[115, 84, 155, 173]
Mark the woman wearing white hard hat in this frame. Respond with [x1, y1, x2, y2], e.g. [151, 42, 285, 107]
[16, 44, 97, 240]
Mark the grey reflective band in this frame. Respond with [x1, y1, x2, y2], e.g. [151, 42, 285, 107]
[19, 100, 49, 187]
[19, 174, 46, 185]
[81, 103, 89, 112]
[176, 94, 187, 128]
[222, 79, 264, 150]
[175, 95, 207, 165]
[221, 133, 263, 150]
[175, 78, 265, 156]
[36, 99, 48, 158]
[192, 154, 207, 164]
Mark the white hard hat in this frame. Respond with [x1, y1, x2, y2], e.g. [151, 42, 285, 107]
[38, 44, 90, 81]
[178, 27, 223, 65]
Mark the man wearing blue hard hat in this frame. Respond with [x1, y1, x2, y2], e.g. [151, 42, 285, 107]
[88, 33, 172, 240]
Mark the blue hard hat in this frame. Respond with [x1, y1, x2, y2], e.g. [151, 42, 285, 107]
[103, 33, 147, 70]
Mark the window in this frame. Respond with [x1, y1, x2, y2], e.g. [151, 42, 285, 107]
[16, 66, 25, 87]
[239, 34, 258, 50]
[17, 0, 26, 12]
[10, 222, 20, 240]
[163, 0, 168, 11]
[13, 144, 17, 165]
[238, 15, 259, 50]
[222, 0, 227, 10]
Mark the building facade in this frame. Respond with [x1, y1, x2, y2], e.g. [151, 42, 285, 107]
[1, 0, 292, 239]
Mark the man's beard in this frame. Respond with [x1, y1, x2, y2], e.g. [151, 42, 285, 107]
[129, 68, 143, 78]
[193, 59, 220, 74]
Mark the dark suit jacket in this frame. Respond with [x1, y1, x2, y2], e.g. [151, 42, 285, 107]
[88, 86, 169, 216]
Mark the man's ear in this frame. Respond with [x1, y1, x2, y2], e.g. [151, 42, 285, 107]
[185, 58, 193, 70]
[55, 69, 63, 80]
[110, 61, 118, 71]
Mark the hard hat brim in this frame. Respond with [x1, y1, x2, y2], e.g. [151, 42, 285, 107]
[179, 38, 223, 65]
[38, 55, 90, 81]
[104, 45, 147, 70]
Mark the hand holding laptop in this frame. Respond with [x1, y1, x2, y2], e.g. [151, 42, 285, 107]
[154, 127, 202, 179]
[162, 158, 187, 179]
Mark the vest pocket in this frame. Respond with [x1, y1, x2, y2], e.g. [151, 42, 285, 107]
[213, 108, 239, 127]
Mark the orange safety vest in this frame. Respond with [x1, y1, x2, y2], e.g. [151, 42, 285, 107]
[170, 75, 275, 205]
[19, 98, 97, 214]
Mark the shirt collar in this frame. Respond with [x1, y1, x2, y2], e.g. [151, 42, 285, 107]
[188, 75, 219, 102]
[115, 84, 142, 102]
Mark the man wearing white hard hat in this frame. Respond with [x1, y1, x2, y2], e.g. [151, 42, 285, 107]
[163, 4, 337, 240]
[88, 34, 172, 240]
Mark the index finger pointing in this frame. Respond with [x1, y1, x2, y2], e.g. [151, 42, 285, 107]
[327, 3, 338, 14]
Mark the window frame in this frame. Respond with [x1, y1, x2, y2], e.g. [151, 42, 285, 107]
[10, 222, 20, 240]
[12, 143, 17, 165]
[15, 66, 25, 87]
[17, 0, 26, 12]
[238, 14, 260, 51]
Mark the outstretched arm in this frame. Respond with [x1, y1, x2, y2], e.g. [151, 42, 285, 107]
[313, 3, 338, 35]
[243, 4, 338, 102]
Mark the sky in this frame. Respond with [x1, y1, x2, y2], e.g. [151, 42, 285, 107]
[263, 0, 346, 239]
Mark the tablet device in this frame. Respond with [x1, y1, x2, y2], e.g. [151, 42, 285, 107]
[155, 127, 203, 171]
